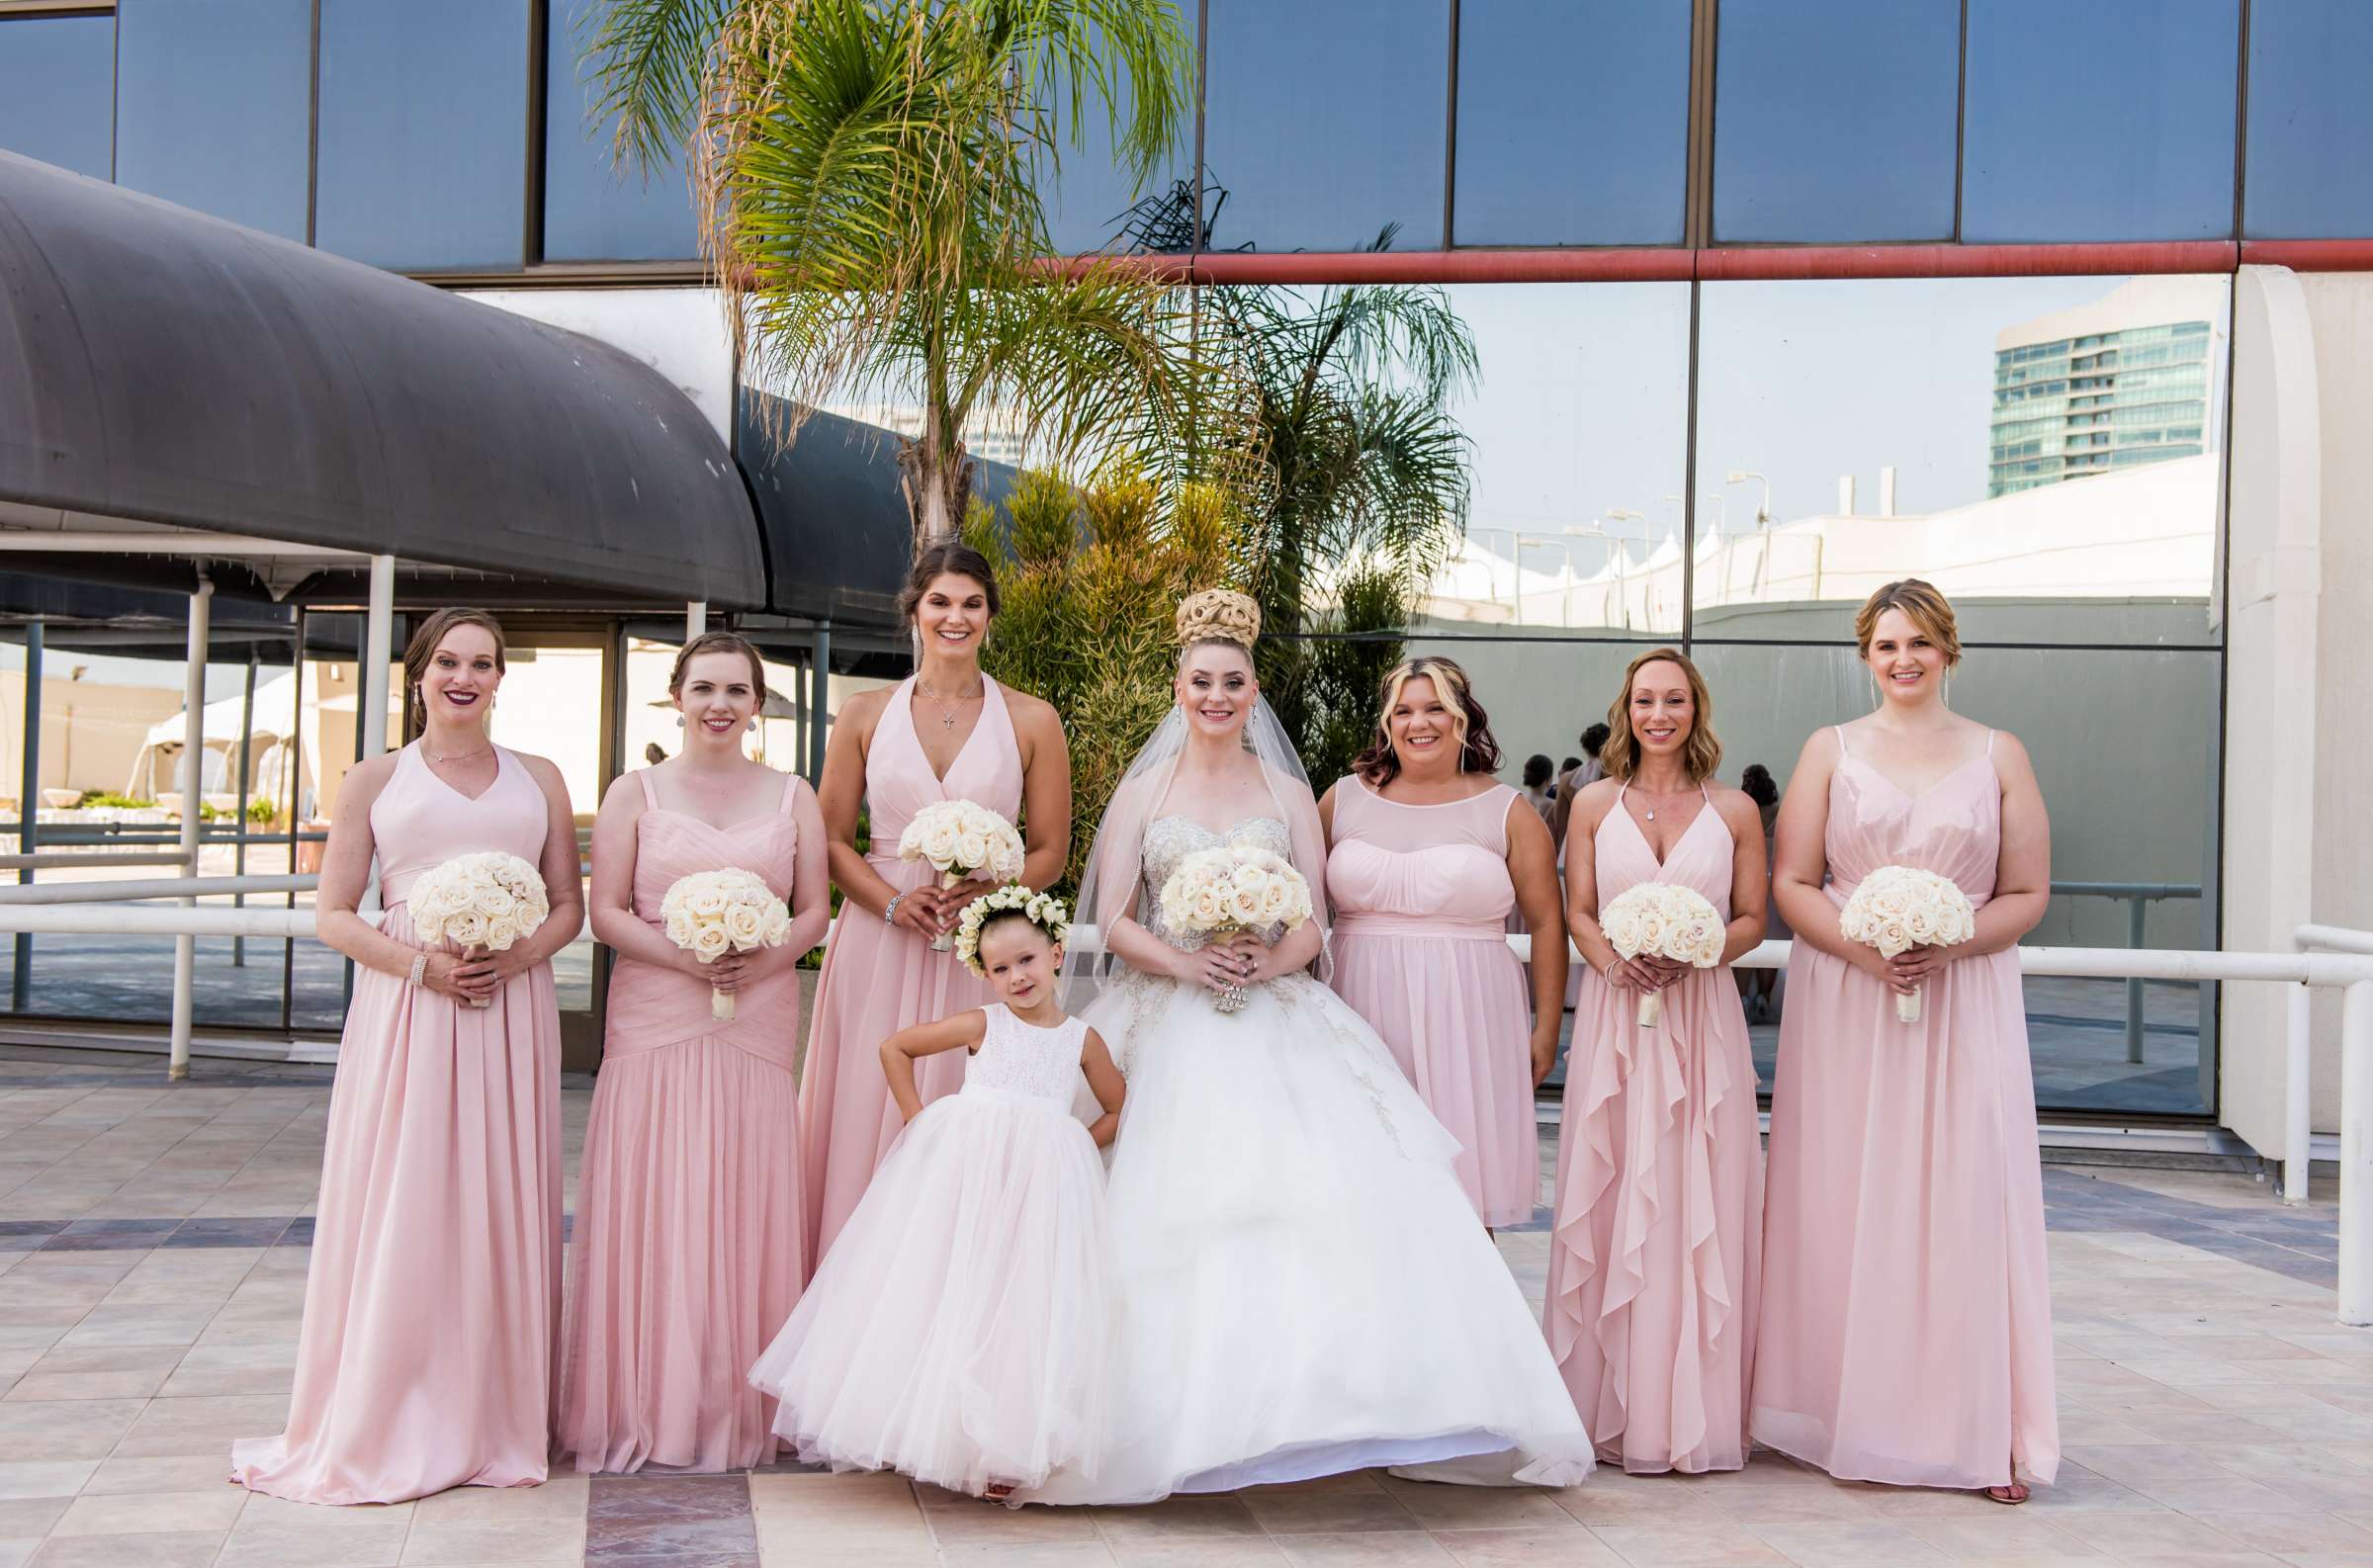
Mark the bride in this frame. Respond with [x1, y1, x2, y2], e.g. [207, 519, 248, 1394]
[1026, 590, 1591, 1506]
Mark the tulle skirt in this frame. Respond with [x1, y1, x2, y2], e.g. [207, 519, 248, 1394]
[1026, 971, 1592, 1505]
[748, 1087, 1115, 1497]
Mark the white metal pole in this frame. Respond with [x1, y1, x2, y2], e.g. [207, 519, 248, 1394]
[2341, 981, 2373, 1326]
[686, 600, 707, 641]
[362, 555, 395, 761]
[169, 578, 213, 1081]
[2288, 980, 2315, 1204]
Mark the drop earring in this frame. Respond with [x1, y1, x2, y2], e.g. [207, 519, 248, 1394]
[675, 714, 686, 730]
[746, 719, 757, 734]
[1942, 667, 1954, 709]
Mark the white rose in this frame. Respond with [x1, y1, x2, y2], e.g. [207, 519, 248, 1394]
[665, 911, 694, 945]
[1229, 886, 1263, 925]
[1190, 889, 1223, 927]
[686, 887, 728, 920]
[724, 905, 763, 946]
[474, 888, 517, 920]
[761, 904, 791, 943]
[449, 912, 486, 949]
[693, 924, 732, 960]
[952, 830, 988, 869]
[923, 822, 959, 866]
[1259, 879, 1291, 919]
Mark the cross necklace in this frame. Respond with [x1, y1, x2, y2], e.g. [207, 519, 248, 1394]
[917, 677, 983, 731]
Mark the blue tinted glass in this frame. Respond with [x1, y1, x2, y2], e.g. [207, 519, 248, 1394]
[543, 0, 699, 261]
[1038, 0, 1192, 255]
[115, 0, 310, 241]
[2243, 0, 2373, 238]
[1714, 0, 1958, 242]
[0, 16, 114, 180]
[1963, 0, 2240, 242]
[1202, 0, 1448, 252]
[1453, 0, 1689, 246]
[316, 0, 530, 271]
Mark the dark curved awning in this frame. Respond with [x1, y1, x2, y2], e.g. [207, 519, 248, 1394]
[0, 150, 761, 608]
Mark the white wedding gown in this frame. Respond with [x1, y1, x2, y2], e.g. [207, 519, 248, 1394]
[1026, 816, 1592, 1505]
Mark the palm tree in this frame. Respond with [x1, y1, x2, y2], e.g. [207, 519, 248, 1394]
[580, 0, 1199, 544]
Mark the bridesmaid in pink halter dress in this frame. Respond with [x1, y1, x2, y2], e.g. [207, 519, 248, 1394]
[1754, 580, 2059, 1501]
[1322, 657, 1565, 1229]
[234, 610, 581, 1505]
[1550, 649, 1767, 1474]
[798, 543, 1069, 1268]
[559, 635, 830, 1472]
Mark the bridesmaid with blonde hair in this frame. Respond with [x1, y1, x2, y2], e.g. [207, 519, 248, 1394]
[1550, 647, 1767, 1474]
[233, 608, 581, 1504]
[1321, 656, 1565, 1230]
[559, 632, 829, 1472]
[798, 541, 1071, 1268]
[1753, 579, 2058, 1501]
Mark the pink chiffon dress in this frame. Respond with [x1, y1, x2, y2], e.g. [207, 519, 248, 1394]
[797, 676, 1025, 1270]
[751, 1004, 1114, 1496]
[231, 743, 563, 1505]
[1752, 729, 2060, 1490]
[1327, 779, 1539, 1228]
[1547, 786, 1762, 1474]
[557, 769, 824, 1473]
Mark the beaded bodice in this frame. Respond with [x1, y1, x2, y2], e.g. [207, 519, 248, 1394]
[962, 1003, 1089, 1106]
[1138, 815, 1294, 951]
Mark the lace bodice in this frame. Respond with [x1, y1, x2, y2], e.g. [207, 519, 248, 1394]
[962, 1003, 1089, 1107]
[1138, 816, 1294, 951]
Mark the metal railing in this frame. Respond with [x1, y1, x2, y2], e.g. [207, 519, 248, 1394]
[2051, 880, 2203, 1064]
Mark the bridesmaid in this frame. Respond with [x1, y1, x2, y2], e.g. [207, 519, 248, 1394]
[797, 541, 1071, 1268]
[1753, 579, 2058, 1501]
[1549, 648, 1766, 1474]
[1321, 656, 1563, 1230]
[559, 632, 829, 1472]
[233, 609, 580, 1504]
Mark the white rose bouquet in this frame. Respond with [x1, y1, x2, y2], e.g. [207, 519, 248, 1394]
[1837, 864, 1977, 1023]
[659, 868, 794, 1020]
[1598, 881, 1725, 1028]
[1157, 844, 1314, 1014]
[406, 851, 551, 1009]
[897, 800, 1025, 951]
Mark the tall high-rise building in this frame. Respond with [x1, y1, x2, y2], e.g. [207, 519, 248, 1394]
[1987, 278, 2219, 496]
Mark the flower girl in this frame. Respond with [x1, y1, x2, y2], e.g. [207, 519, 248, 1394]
[747, 887, 1124, 1502]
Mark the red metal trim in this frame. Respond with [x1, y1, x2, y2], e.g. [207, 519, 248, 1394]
[2240, 238, 2373, 271]
[1186, 248, 1695, 285]
[1695, 241, 2239, 281]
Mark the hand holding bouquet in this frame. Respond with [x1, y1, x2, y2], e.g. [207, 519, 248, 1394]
[406, 851, 551, 1009]
[1837, 865, 1977, 1023]
[1157, 845, 1314, 1014]
[661, 868, 794, 1019]
[897, 801, 1025, 951]
[1598, 881, 1725, 1027]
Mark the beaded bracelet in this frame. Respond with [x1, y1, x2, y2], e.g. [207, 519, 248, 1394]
[884, 892, 907, 926]
[406, 953, 427, 989]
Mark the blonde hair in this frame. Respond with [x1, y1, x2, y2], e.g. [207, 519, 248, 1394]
[1855, 578, 1962, 666]
[1175, 589, 1261, 660]
[1352, 656, 1502, 786]
[1599, 646, 1721, 785]
[402, 608, 506, 741]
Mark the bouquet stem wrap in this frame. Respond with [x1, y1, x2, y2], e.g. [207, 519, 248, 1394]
[930, 872, 961, 953]
[1637, 991, 1663, 1028]
[1897, 987, 1922, 1025]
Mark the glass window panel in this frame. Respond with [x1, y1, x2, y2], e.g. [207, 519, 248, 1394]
[315, 0, 530, 271]
[0, 16, 114, 180]
[1963, 0, 2241, 243]
[1695, 275, 2230, 647]
[1713, 0, 1957, 243]
[1691, 640, 2218, 1117]
[1201, 0, 1448, 252]
[1037, 0, 1192, 255]
[543, 0, 700, 262]
[1428, 283, 1691, 638]
[116, 0, 311, 241]
[2243, 0, 2373, 239]
[1452, 0, 1689, 246]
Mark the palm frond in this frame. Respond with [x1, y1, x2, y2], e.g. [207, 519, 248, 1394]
[579, 0, 739, 173]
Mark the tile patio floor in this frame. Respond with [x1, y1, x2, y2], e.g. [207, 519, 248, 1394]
[0, 1045, 2366, 1567]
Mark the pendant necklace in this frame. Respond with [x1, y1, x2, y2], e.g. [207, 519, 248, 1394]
[917, 677, 982, 732]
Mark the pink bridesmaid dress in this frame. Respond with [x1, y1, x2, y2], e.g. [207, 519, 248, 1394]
[1753, 729, 2060, 1490]
[558, 769, 824, 1472]
[797, 676, 1025, 1269]
[1547, 786, 1762, 1474]
[231, 744, 563, 1505]
[1327, 779, 1538, 1229]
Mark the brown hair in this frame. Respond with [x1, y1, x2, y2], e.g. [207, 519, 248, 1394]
[1599, 646, 1721, 785]
[1855, 578, 1962, 666]
[402, 608, 506, 741]
[1352, 655, 1503, 787]
[669, 631, 767, 700]
[899, 540, 1001, 628]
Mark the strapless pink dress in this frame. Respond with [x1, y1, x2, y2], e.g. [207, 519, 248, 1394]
[1326, 779, 1538, 1228]
[232, 743, 563, 1505]
[1548, 787, 1762, 1474]
[797, 677, 1025, 1271]
[1753, 729, 2059, 1489]
[558, 769, 825, 1472]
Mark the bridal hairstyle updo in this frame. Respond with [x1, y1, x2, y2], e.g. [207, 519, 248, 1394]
[668, 630, 767, 699]
[1351, 655, 1503, 786]
[1175, 588, 1262, 664]
[1854, 578, 1962, 665]
[898, 540, 1002, 630]
[1599, 645, 1722, 785]
[402, 607, 506, 741]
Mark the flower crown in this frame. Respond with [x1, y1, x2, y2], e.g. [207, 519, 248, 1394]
[952, 884, 1072, 977]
